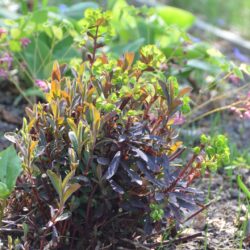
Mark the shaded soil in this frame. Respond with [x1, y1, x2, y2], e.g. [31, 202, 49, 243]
[0, 82, 26, 150]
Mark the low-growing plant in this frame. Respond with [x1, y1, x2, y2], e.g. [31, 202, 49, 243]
[200, 134, 230, 170]
[3, 9, 231, 249]
[108, 0, 246, 86]
[1, 11, 79, 78]
[228, 144, 250, 170]
[106, 0, 250, 125]
[0, 146, 22, 223]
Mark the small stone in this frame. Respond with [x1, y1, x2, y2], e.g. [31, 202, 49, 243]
[230, 190, 239, 199]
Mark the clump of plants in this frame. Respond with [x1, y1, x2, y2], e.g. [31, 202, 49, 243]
[4, 9, 230, 249]
[1, 0, 247, 116]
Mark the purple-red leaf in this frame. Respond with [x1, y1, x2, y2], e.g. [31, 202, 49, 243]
[136, 160, 164, 188]
[109, 179, 124, 194]
[121, 161, 142, 185]
[97, 157, 110, 165]
[104, 151, 121, 180]
[132, 147, 159, 172]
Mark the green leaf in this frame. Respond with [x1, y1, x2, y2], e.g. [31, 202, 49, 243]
[0, 146, 22, 199]
[237, 175, 250, 199]
[9, 40, 21, 52]
[55, 211, 72, 222]
[62, 2, 99, 19]
[22, 34, 51, 79]
[68, 131, 78, 153]
[21, 0, 28, 14]
[240, 64, 250, 75]
[110, 0, 138, 42]
[52, 36, 79, 61]
[10, 28, 21, 39]
[22, 222, 29, 238]
[33, 0, 38, 11]
[156, 6, 195, 30]
[233, 67, 244, 80]
[47, 170, 62, 199]
[52, 26, 63, 41]
[42, 0, 48, 8]
[108, 0, 119, 9]
[206, 48, 223, 58]
[0, 182, 10, 200]
[110, 38, 145, 55]
[31, 10, 48, 24]
[63, 183, 81, 204]
[67, 119, 77, 134]
[62, 171, 75, 191]
[187, 59, 219, 73]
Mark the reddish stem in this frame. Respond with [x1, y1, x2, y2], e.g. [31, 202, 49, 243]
[86, 184, 98, 226]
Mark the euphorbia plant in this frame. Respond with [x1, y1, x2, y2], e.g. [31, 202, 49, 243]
[5, 9, 229, 249]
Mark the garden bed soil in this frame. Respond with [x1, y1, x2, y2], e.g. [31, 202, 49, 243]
[177, 170, 249, 250]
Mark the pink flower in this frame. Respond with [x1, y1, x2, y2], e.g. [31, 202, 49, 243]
[0, 68, 7, 78]
[228, 74, 240, 85]
[244, 111, 250, 120]
[20, 38, 31, 47]
[35, 79, 48, 92]
[173, 113, 185, 125]
[0, 53, 12, 68]
[0, 28, 6, 38]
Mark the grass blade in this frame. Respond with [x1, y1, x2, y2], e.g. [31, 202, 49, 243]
[237, 175, 250, 199]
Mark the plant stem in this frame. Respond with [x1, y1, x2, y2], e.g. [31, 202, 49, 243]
[0, 200, 6, 227]
[10, 77, 34, 106]
[186, 100, 246, 124]
[186, 83, 249, 120]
